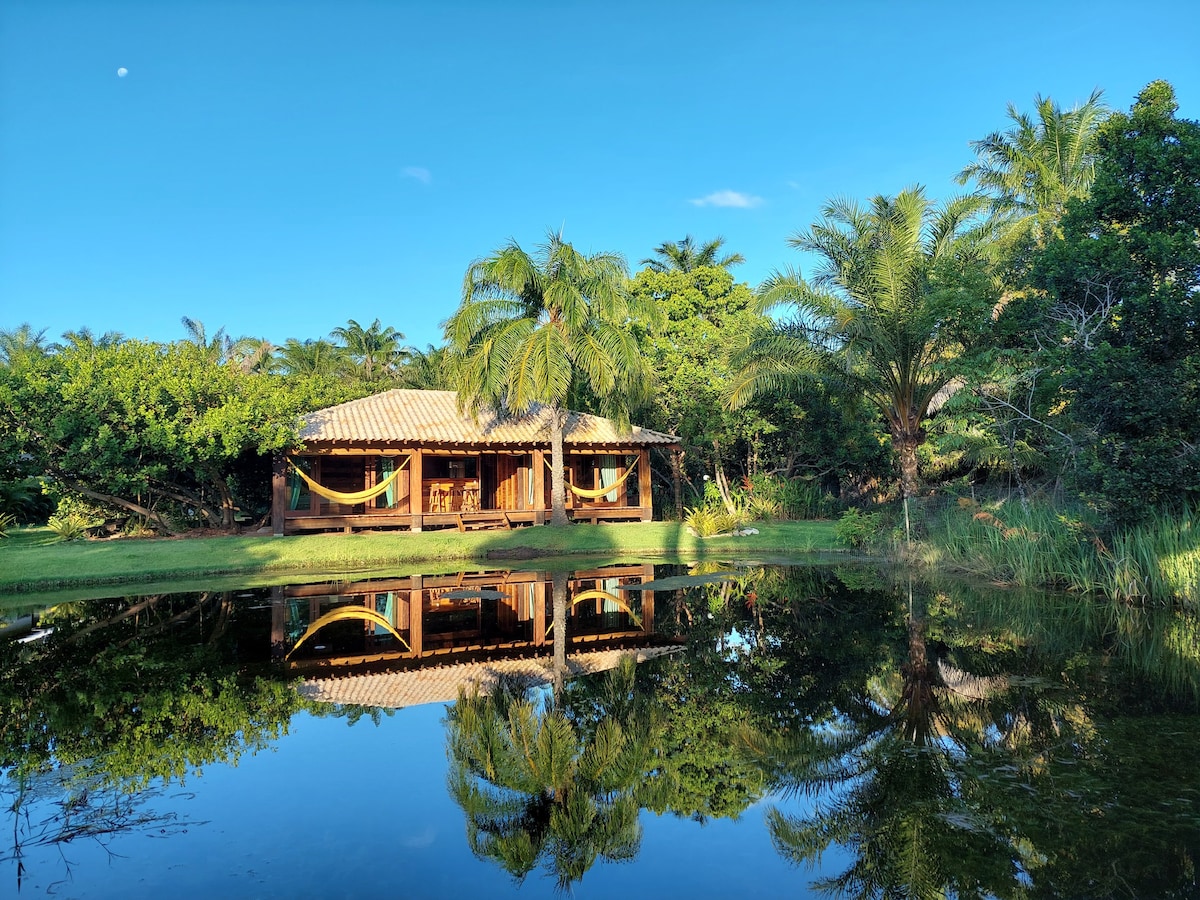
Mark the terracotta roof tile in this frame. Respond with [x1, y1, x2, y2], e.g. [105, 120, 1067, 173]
[298, 389, 679, 447]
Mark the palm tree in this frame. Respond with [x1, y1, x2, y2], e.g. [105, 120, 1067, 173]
[274, 337, 348, 378]
[445, 231, 659, 525]
[227, 336, 277, 374]
[56, 328, 125, 352]
[331, 318, 407, 382]
[958, 89, 1108, 249]
[0, 324, 51, 368]
[396, 343, 452, 389]
[179, 316, 232, 364]
[640, 235, 744, 273]
[729, 188, 995, 499]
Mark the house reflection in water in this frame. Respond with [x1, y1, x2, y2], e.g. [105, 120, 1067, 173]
[270, 565, 681, 708]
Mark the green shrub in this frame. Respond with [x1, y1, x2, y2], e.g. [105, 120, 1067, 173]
[0, 512, 15, 539]
[46, 513, 95, 542]
[835, 507, 885, 548]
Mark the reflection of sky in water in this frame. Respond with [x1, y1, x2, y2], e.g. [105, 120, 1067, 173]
[9, 705, 832, 899]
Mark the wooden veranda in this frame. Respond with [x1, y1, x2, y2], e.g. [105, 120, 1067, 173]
[272, 390, 679, 535]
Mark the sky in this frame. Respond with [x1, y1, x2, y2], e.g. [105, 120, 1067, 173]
[2, 0, 1198, 352]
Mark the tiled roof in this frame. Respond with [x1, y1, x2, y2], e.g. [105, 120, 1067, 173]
[298, 646, 683, 709]
[298, 389, 679, 447]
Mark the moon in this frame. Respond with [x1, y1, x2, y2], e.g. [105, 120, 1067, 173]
[117, 67, 128, 77]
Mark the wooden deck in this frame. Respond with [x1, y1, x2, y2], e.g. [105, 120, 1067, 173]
[282, 506, 650, 534]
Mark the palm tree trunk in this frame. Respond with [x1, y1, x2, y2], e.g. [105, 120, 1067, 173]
[889, 418, 925, 500]
[551, 570, 568, 701]
[549, 406, 570, 526]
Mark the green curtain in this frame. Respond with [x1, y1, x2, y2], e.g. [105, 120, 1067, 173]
[381, 457, 396, 509]
[600, 454, 618, 502]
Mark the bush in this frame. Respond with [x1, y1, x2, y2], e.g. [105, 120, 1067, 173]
[745, 474, 837, 520]
[835, 507, 885, 548]
[0, 511, 15, 539]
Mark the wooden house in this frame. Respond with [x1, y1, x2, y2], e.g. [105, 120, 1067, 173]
[272, 389, 679, 534]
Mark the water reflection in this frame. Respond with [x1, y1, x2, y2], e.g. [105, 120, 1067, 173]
[2, 565, 1199, 897]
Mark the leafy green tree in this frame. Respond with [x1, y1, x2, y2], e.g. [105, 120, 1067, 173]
[640, 235, 744, 273]
[731, 188, 998, 499]
[446, 231, 659, 525]
[0, 339, 342, 532]
[1035, 81, 1200, 519]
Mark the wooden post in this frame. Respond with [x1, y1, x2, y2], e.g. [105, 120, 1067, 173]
[409, 574, 424, 657]
[639, 563, 654, 632]
[271, 454, 287, 535]
[638, 448, 653, 521]
[270, 585, 286, 659]
[532, 577, 547, 645]
[532, 449, 546, 525]
[410, 449, 424, 532]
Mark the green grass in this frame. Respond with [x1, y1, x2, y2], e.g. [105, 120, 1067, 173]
[918, 501, 1200, 608]
[0, 520, 840, 594]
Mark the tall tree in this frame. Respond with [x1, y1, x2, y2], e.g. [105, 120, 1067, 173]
[331, 318, 407, 382]
[958, 89, 1108, 251]
[0, 324, 51, 368]
[640, 235, 744, 273]
[1035, 81, 1200, 519]
[179, 316, 232, 364]
[445, 232, 658, 525]
[730, 188, 997, 499]
[275, 337, 348, 378]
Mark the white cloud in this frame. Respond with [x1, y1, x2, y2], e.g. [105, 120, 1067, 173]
[689, 189, 763, 208]
[402, 166, 432, 184]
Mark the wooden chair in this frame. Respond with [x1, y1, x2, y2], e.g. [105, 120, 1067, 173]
[461, 480, 481, 512]
[428, 482, 454, 513]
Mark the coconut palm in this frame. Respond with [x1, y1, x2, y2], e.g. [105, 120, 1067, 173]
[227, 336, 278, 374]
[958, 89, 1108, 249]
[396, 343, 452, 389]
[179, 316, 232, 364]
[445, 231, 659, 525]
[331, 318, 407, 382]
[56, 328, 125, 352]
[729, 187, 996, 499]
[274, 337, 348, 378]
[640, 235, 744, 273]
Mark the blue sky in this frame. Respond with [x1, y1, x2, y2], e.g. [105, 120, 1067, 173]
[2, 0, 1198, 351]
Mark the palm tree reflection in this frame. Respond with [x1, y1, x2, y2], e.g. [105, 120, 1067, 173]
[748, 596, 1022, 898]
[445, 653, 659, 889]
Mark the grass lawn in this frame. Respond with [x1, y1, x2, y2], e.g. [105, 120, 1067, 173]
[0, 520, 841, 595]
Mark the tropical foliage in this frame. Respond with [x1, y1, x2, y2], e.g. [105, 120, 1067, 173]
[445, 231, 659, 525]
[730, 187, 999, 499]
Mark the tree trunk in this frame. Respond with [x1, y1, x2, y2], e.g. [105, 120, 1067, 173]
[889, 419, 925, 500]
[551, 570, 569, 701]
[549, 406, 570, 526]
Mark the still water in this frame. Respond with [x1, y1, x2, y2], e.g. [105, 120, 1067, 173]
[2, 562, 1199, 898]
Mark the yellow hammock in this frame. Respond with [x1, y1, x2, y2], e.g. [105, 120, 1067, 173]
[289, 456, 409, 505]
[545, 588, 642, 636]
[286, 605, 411, 660]
[544, 456, 638, 500]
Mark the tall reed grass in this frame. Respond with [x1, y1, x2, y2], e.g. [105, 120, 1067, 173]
[923, 500, 1199, 609]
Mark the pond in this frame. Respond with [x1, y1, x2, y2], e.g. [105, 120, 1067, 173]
[2, 562, 1199, 898]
